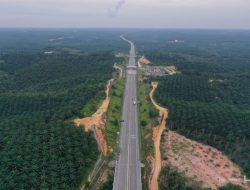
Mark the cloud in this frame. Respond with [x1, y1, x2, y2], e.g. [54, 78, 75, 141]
[108, 0, 126, 17]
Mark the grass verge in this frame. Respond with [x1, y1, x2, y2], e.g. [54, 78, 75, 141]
[81, 92, 104, 117]
[105, 78, 125, 155]
[137, 77, 159, 190]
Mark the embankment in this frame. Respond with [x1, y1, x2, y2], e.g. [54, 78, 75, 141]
[74, 79, 113, 155]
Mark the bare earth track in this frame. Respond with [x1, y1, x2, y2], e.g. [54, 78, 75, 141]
[149, 82, 168, 190]
[74, 79, 113, 155]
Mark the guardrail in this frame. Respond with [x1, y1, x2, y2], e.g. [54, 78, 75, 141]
[112, 160, 118, 190]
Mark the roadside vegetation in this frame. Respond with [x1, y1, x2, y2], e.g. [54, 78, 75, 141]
[159, 166, 194, 190]
[137, 72, 159, 189]
[99, 174, 114, 190]
[159, 166, 244, 190]
[138, 80, 157, 157]
[81, 93, 104, 118]
[105, 74, 125, 154]
[219, 184, 244, 190]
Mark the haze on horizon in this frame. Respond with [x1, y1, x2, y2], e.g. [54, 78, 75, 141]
[0, 0, 250, 29]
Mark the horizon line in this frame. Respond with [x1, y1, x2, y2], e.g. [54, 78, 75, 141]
[0, 27, 250, 31]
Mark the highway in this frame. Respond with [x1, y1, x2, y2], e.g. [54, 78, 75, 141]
[113, 36, 142, 190]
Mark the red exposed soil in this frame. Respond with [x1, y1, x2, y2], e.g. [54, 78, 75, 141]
[161, 131, 249, 189]
[139, 56, 151, 65]
[149, 82, 168, 190]
[74, 79, 113, 155]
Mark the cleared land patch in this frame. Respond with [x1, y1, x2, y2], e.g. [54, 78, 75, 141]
[161, 131, 247, 189]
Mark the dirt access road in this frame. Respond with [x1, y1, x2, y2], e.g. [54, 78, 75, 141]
[149, 82, 168, 190]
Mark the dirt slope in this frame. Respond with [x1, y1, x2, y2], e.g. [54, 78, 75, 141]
[161, 129, 248, 189]
[139, 56, 151, 65]
[74, 79, 113, 155]
[149, 82, 168, 190]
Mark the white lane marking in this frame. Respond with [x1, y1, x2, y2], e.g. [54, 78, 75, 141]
[115, 75, 130, 190]
[130, 135, 136, 139]
[126, 76, 132, 190]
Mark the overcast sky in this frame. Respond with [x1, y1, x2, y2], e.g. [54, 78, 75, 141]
[0, 0, 250, 29]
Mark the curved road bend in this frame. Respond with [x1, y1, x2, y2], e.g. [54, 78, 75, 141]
[113, 36, 142, 190]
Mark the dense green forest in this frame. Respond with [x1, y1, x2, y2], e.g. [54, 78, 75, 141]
[129, 30, 250, 178]
[0, 29, 125, 189]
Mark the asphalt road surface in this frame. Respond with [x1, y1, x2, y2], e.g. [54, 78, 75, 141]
[113, 36, 142, 190]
